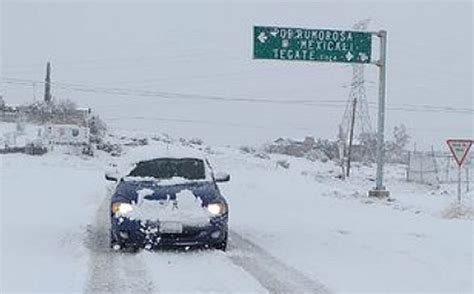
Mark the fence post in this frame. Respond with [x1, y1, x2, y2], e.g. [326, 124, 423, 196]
[420, 151, 424, 183]
[406, 151, 411, 182]
[457, 166, 462, 203]
[445, 156, 450, 182]
[431, 146, 440, 185]
[466, 166, 470, 192]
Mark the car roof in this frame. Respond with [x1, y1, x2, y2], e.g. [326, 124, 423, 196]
[123, 145, 208, 163]
[111, 145, 212, 180]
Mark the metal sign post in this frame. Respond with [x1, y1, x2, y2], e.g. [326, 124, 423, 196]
[457, 166, 461, 202]
[368, 30, 390, 198]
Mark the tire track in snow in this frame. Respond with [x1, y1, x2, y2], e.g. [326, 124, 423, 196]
[227, 231, 331, 294]
[84, 197, 153, 294]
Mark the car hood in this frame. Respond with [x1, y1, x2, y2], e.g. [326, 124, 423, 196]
[112, 181, 222, 225]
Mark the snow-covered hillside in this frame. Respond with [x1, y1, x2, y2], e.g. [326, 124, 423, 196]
[1, 135, 472, 293]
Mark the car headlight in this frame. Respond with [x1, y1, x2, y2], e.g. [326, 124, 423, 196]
[207, 203, 227, 216]
[112, 202, 134, 216]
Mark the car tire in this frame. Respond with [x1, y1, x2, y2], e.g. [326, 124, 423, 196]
[110, 232, 121, 251]
[212, 232, 228, 251]
[124, 244, 140, 253]
[111, 240, 140, 253]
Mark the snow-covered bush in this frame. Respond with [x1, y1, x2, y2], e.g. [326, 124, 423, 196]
[312, 138, 339, 161]
[353, 132, 377, 163]
[96, 141, 122, 156]
[351, 125, 410, 164]
[188, 138, 204, 145]
[88, 115, 107, 142]
[264, 136, 338, 162]
[55, 99, 78, 115]
[178, 137, 205, 147]
[240, 145, 256, 154]
[150, 134, 173, 144]
[441, 203, 473, 220]
[276, 159, 290, 169]
[385, 124, 410, 163]
[81, 144, 94, 156]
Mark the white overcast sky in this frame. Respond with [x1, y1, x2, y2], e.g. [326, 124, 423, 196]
[1, 0, 472, 149]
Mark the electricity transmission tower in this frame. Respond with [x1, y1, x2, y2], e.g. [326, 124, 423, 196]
[339, 19, 373, 176]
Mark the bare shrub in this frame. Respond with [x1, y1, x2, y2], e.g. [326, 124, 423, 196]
[441, 203, 473, 219]
[276, 160, 290, 169]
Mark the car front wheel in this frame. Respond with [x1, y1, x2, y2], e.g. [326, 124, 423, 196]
[212, 232, 228, 251]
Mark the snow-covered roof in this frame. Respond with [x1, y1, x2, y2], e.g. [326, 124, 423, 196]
[111, 145, 212, 180]
[121, 145, 208, 164]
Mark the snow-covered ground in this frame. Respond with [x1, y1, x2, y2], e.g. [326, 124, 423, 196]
[213, 149, 473, 292]
[1, 135, 472, 293]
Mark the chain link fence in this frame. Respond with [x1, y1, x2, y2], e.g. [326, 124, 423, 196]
[406, 148, 472, 189]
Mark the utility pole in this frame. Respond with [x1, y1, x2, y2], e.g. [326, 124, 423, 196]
[44, 62, 52, 103]
[32, 82, 37, 101]
[346, 98, 357, 177]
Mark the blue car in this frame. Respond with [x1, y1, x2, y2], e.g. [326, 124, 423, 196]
[105, 156, 230, 251]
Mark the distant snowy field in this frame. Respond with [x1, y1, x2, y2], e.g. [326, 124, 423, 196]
[1, 131, 472, 293]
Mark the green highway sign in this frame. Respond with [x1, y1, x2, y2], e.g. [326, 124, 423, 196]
[253, 26, 372, 64]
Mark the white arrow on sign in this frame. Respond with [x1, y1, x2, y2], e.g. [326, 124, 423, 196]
[257, 32, 268, 44]
[359, 52, 369, 62]
[447, 139, 473, 167]
[345, 51, 354, 61]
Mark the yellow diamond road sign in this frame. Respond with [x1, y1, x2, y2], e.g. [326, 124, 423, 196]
[446, 139, 473, 167]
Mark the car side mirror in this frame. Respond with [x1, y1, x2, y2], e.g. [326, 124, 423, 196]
[215, 172, 230, 183]
[105, 168, 120, 182]
[105, 173, 118, 182]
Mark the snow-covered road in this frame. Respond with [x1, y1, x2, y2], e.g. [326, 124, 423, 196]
[1, 143, 472, 293]
[227, 231, 329, 293]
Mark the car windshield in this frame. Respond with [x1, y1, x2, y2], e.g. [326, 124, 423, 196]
[127, 158, 206, 180]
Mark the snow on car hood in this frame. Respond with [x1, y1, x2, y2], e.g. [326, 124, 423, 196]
[127, 188, 212, 226]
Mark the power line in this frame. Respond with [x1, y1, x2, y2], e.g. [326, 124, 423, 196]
[365, 101, 474, 114]
[106, 115, 317, 132]
[2, 76, 473, 115]
[0, 77, 347, 107]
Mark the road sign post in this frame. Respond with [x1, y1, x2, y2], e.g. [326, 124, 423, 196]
[368, 30, 390, 198]
[253, 26, 389, 197]
[457, 166, 461, 202]
[446, 139, 473, 202]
